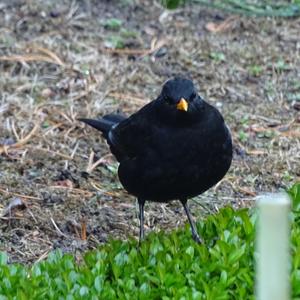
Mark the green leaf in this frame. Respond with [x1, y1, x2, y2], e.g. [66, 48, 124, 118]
[210, 52, 226, 62]
[114, 251, 129, 266]
[79, 286, 89, 296]
[94, 276, 103, 292]
[228, 245, 246, 265]
[289, 183, 300, 211]
[220, 270, 228, 285]
[104, 18, 123, 30]
[161, 0, 184, 9]
[104, 36, 125, 49]
[0, 253, 8, 265]
[185, 246, 194, 258]
[140, 282, 150, 294]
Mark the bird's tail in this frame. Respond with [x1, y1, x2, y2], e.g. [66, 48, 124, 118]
[79, 114, 125, 138]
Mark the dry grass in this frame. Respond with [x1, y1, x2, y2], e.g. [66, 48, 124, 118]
[0, 0, 299, 263]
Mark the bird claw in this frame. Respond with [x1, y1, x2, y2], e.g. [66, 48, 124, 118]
[192, 233, 203, 244]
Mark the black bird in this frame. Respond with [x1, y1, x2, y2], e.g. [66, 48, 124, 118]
[79, 77, 232, 243]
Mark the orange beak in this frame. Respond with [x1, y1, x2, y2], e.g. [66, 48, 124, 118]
[176, 98, 188, 112]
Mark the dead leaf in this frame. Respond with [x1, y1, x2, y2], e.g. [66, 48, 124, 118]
[205, 17, 238, 33]
[81, 219, 87, 240]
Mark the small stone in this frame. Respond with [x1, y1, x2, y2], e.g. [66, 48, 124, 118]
[41, 88, 54, 99]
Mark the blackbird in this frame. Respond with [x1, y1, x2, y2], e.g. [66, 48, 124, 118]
[79, 77, 232, 243]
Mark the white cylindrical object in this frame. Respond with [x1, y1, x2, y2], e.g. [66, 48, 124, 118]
[256, 193, 291, 300]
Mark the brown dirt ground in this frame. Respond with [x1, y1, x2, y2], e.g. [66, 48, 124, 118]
[0, 0, 299, 264]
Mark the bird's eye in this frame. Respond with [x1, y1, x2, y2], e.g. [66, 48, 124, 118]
[164, 96, 172, 104]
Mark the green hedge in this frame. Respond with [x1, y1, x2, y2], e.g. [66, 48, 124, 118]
[0, 183, 299, 299]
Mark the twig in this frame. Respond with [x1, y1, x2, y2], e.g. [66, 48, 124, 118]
[50, 218, 68, 237]
[0, 187, 40, 200]
[70, 84, 98, 101]
[70, 142, 79, 159]
[0, 54, 64, 66]
[27, 208, 38, 224]
[90, 181, 121, 198]
[101, 38, 166, 56]
[35, 249, 51, 263]
[27, 146, 74, 160]
[0, 123, 40, 155]
[0, 45, 65, 66]
[109, 92, 149, 104]
[43, 123, 65, 135]
[86, 152, 112, 173]
[81, 219, 87, 240]
[30, 46, 65, 66]
[47, 185, 94, 197]
[246, 150, 267, 156]
[238, 187, 256, 197]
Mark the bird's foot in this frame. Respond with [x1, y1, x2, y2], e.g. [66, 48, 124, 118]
[192, 232, 203, 244]
[138, 236, 144, 246]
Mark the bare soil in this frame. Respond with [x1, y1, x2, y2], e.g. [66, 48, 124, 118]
[0, 0, 299, 264]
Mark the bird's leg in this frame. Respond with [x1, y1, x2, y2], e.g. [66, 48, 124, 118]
[138, 198, 145, 243]
[180, 199, 202, 244]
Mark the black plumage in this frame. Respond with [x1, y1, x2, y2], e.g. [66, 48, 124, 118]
[79, 77, 232, 243]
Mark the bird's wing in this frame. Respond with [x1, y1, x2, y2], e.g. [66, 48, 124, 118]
[108, 102, 155, 160]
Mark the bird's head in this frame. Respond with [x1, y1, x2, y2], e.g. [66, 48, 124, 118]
[160, 77, 203, 115]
